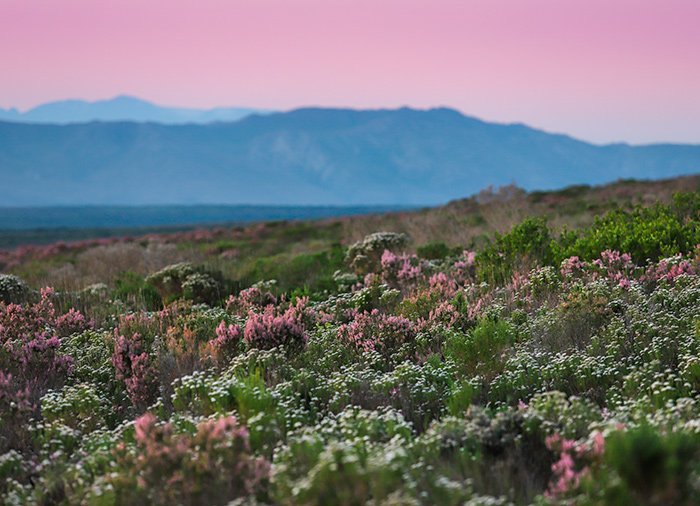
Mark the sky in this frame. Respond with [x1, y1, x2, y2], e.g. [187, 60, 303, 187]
[1, 0, 699, 144]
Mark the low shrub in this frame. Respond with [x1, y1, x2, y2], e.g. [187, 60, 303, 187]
[146, 262, 225, 305]
[346, 232, 409, 275]
[105, 413, 270, 505]
[0, 274, 30, 304]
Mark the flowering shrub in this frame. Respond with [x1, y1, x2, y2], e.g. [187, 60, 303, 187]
[544, 431, 605, 500]
[272, 406, 412, 504]
[560, 255, 586, 278]
[337, 309, 416, 357]
[107, 413, 270, 505]
[40, 383, 109, 432]
[345, 232, 409, 275]
[243, 300, 309, 350]
[0, 288, 87, 422]
[201, 320, 243, 366]
[380, 249, 424, 288]
[644, 252, 696, 283]
[226, 283, 277, 315]
[112, 331, 159, 409]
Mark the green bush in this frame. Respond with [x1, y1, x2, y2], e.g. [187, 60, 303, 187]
[146, 262, 226, 305]
[417, 241, 454, 260]
[40, 383, 110, 433]
[444, 317, 516, 379]
[243, 244, 345, 295]
[597, 425, 700, 505]
[113, 271, 162, 310]
[561, 204, 699, 263]
[476, 217, 554, 283]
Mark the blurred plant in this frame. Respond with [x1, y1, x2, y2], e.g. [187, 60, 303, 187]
[346, 232, 409, 275]
[146, 262, 225, 305]
[0, 274, 30, 304]
[106, 413, 270, 505]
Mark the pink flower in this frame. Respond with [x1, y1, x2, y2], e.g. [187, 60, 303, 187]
[560, 256, 585, 277]
[337, 310, 415, 356]
[545, 431, 605, 499]
[203, 321, 243, 366]
[243, 304, 307, 350]
[592, 431, 605, 456]
[134, 412, 158, 444]
[381, 250, 423, 287]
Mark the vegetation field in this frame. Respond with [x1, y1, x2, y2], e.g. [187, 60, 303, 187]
[1, 176, 700, 505]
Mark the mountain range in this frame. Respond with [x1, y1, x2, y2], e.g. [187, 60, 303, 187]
[0, 95, 270, 124]
[1, 106, 699, 206]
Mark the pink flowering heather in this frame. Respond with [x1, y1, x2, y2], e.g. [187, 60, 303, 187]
[0, 288, 78, 405]
[337, 309, 416, 356]
[0, 288, 56, 340]
[598, 250, 633, 268]
[202, 321, 243, 366]
[544, 432, 605, 500]
[428, 272, 458, 298]
[645, 254, 695, 283]
[19, 331, 73, 382]
[466, 297, 487, 321]
[226, 286, 277, 316]
[560, 256, 586, 278]
[113, 331, 159, 409]
[55, 307, 94, 337]
[463, 250, 477, 266]
[243, 302, 308, 350]
[287, 296, 324, 329]
[592, 250, 636, 286]
[113, 413, 270, 505]
[415, 300, 461, 333]
[381, 249, 423, 288]
[509, 271, 530, 292]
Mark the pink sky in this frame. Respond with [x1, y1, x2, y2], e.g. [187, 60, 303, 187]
[1, 0, 699, 144]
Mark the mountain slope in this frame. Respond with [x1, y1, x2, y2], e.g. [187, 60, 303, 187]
[0, 107, 698, 206]
[0, 95, 269, 124]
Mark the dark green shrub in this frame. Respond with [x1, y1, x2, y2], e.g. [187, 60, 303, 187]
[444, 317, 516, 379]
[244, 244, 345, 295]
[477, 218, 554, 283]
[417, 241, 453, 260]
[113, 271, 162, 310]
[672, 191, 700, 221]
[561, 204, 699, 263]
[600, 425, 700, 505]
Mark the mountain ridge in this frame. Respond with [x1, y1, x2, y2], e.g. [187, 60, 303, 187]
[0, 95, 271, 124]
[1, 106, 698, 207]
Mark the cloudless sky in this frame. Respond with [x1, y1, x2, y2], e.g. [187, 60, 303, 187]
[1, 0, 699, 144]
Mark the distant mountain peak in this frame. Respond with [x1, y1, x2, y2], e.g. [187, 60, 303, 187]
[0, 96, 272, 125]
[110, 94, 146, 102]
